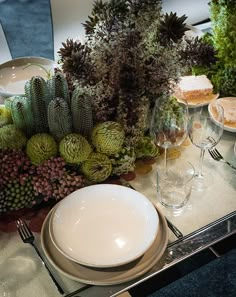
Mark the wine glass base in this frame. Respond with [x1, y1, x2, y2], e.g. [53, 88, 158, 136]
[192, 172, 213, 191]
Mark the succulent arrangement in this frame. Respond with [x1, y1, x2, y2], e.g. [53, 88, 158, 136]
[0, 0, 213, 216]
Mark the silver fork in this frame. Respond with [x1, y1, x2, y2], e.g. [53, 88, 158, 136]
[16, 219, 65, 295]
[208, 148, 236, 170]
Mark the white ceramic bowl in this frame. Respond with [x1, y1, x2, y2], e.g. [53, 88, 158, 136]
[0, 57, 57, 97]
[49, 184, 159, 268]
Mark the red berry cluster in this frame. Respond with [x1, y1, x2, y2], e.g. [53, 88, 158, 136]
[32, 157, 85, 201]
[0, 149, 35, 186]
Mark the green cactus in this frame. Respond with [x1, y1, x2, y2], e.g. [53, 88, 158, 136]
[0, 105, 12, 127]
[47, 72, 70, 103]
[25, 76, 51, 133]
[48, 97, 72, 141]
[7, 96, 34, 136]
[91, 121, 125, 155]
[81, 152, 112, 182]
[0, 124, 27, 149]
[71, 86, 93, 138]
[134, 136, 159, 159]
[110, 146, 136, 175]
[26, 133, 58, 165]
[59, 133, 92, 164]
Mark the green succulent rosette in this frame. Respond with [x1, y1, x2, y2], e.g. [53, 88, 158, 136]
[134, 136, 159, 159]
[0, 124, 27, 150]
[26, 133, 58, 165]
[81, 152, 112, 182]
[59, 133, 92, 164]
[91, 121, 125, 156]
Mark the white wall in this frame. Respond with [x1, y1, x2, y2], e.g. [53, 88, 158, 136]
[162, 0, 210, 24]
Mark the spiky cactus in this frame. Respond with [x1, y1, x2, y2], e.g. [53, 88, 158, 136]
[81, 152, 112, 182]
[71, 86, 93, 138]
[47, 72, 70, 103]
[59, 133, 92, 164]
[26, 133, 58, 165]
[7, 96, 34, 136]
[48, 97, 72, 141]
[0, 124, 27, 149]
[0, 105, 12, 127]
[25, 76, 51, 133]
[91, 121, 125, 155]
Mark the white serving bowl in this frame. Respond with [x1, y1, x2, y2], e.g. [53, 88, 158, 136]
[49, 184, 159, 268]
[0, 57, 57, 97]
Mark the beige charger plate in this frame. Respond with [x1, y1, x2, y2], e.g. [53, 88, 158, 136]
[41, 205, 168, 286]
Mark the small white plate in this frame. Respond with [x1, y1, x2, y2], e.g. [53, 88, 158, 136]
[0, 57, 56, 97]
[49, 184, 159, 268]
[208, 97, 236, 132]
[175, 93, 219, 108]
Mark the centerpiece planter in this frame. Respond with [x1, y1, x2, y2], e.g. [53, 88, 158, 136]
[0, 0, 215, 232]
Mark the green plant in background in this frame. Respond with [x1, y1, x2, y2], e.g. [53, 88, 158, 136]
[48, 97, 72, 141]
[202, 0, 236, 96]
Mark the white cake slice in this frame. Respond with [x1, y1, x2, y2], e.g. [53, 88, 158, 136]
[174, 75, 214, 103]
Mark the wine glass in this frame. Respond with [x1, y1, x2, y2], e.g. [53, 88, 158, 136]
[188, 102, 224, 190]
[150, 95, 189, 171]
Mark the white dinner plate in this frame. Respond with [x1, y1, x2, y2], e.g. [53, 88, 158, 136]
[41, 205, 168, 285]
[0, 56, 57, 97]
[208, 97, 236, 132]
[49, 184, 159, 268]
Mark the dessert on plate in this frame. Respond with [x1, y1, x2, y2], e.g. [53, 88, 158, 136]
[174, 75, 218, 106]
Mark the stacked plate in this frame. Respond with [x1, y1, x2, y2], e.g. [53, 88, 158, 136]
[41, 184, 168, 285]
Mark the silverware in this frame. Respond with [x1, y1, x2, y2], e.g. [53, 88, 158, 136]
[165, 217, 183, 239]
[208, 148, 236, 170]
[16, 219, 65, 295]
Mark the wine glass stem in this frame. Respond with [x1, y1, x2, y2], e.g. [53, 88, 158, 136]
[197, 148, 205, 178]
[164, 148, 167, 172]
